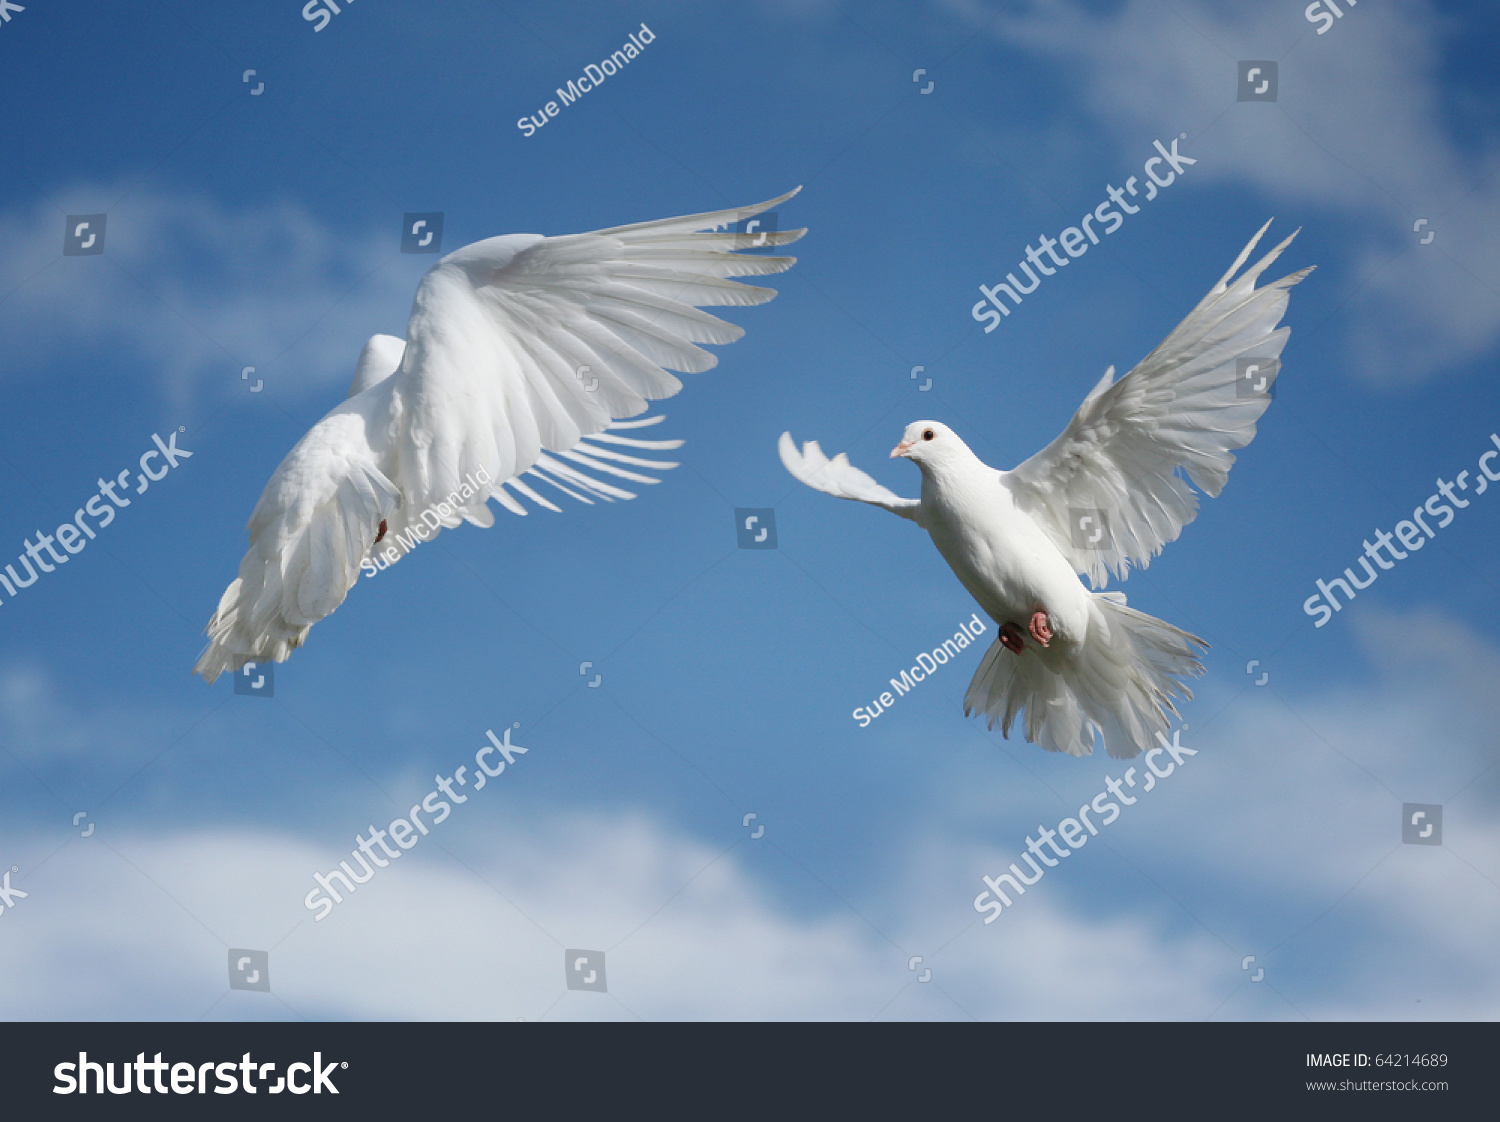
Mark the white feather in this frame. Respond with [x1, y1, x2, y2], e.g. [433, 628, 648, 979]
[1002, 220, 1314, 587]
[194, 191, 802, 682]
[780, 224, 1308, 756]
[777, 432, 924, 523]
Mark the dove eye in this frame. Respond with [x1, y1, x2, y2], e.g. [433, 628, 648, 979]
[922, 429, 935, 441]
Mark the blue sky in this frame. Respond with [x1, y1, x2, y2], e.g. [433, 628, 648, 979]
[1, 0, 1497, 1020]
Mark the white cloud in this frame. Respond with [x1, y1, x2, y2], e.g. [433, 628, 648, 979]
[0, 814, 1237, 1021]
[922, 602, 1500, 1019]
[0, 184, 416, 409]
[947, 0, 1500, 384]
[2, 606, 1497, 1020]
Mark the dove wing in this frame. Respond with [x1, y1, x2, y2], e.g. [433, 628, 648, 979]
[194, 190, 802, 681]
[1002, 221, 1312, 586]
[779, 433, 925, 524]
[385, 189, 803, 507]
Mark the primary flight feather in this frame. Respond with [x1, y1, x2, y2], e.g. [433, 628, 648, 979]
[195, 189, 804, 682]
[781, 221, 1311, 757]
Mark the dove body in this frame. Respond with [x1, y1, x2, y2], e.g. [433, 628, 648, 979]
[902, 423, 1089, 651]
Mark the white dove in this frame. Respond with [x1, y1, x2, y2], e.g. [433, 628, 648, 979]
[780, 222, 1311, 757]
[195, 189, 804, 682]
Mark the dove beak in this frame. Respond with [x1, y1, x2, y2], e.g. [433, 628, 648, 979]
[890, 440, 914, 459]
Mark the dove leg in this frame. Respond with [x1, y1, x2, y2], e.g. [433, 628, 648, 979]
[1028, 610, 1053, 647]
[999, 621, 1027, 656]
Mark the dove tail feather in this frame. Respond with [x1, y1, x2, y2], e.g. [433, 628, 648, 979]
[192, 575, 314, 685]
[963, 596, 1205, 758]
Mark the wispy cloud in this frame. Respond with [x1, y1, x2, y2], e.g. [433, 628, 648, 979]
[3, 604, 1497, 1019]
[948, 0, 1500, 384]
[0, 183, 415, 409]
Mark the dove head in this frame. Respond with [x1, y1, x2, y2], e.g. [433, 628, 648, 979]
[890, 421, 973, 473]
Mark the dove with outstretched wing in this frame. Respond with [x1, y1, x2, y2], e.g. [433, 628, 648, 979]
[782, 221, 1311, 757]
[196, 190, 804, 682]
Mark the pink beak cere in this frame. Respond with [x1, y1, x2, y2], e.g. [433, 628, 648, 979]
[890, 441, 914, 458]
